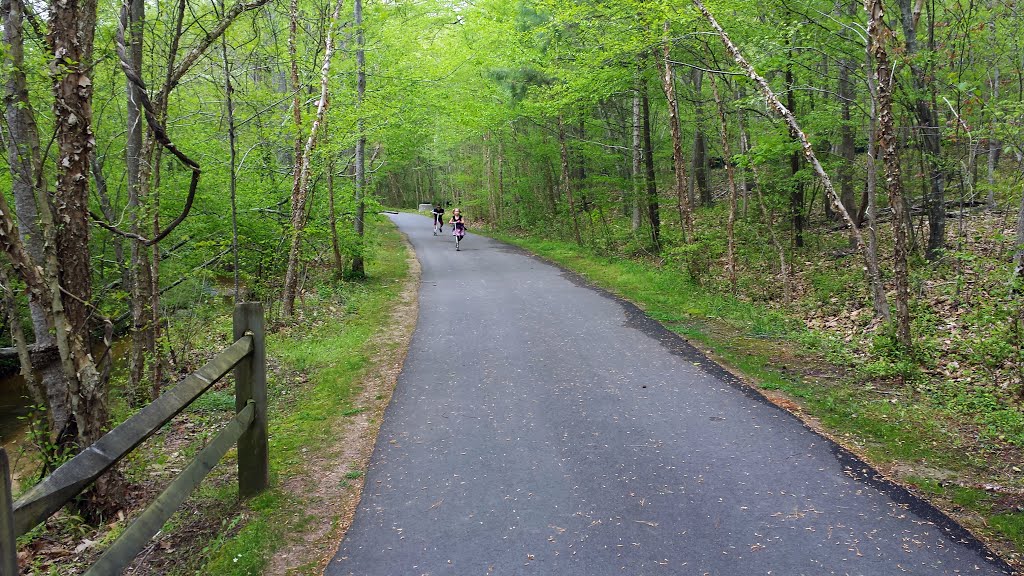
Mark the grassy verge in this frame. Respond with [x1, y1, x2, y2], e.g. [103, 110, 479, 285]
[193, 216, 409, 575]
[490, 230, 1024, 568]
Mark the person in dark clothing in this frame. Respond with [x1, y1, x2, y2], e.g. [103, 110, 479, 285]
[431, 204, 445, 235]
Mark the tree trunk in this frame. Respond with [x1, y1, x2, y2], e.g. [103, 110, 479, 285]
[558, 116, 583, 245]
[281, 0, 305, 315]
[283, 0, 346, 312]
[661, 23, 693, 243]
[221, 17, 240, 302]
[49, 0, 121, 515]
[91, 159, 128, 298]
[691, 68, 711, 207]
[742, 122, 791, 303]
[350, 0, 367, 277]
[838, 0, 857, 231]
[863, 49, 892, 320]
[2, 0, 70, 440]
[896, 0, 945, 260]
[497, 136, 505, 223]
[1011, 177, 1024, 288]
[485, 132, 497, 223]
[641, 81, 660, 252]
[986, 24, 1000, 210]
[709, 72, 738, 293]
[868, 0, 910, 345]
[736, 86, 752, 217]
[329, 159, 345, 279]
[631, 83, 643, 233]
[145, 0, 185, 399]
[786, 43, 805, 248]
[125, 0, 151, 403]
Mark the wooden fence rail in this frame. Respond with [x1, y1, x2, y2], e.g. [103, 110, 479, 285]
[0, 302, 268, 575]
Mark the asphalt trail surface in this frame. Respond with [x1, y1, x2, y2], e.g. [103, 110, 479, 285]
[327, 212, 1012, 575]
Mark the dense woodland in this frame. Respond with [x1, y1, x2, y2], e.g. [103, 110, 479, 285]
[2, 0, 1024, 563]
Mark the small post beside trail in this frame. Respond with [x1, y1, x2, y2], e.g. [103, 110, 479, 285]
[234, 302, 268, 498]
[0, 450, 16, 576]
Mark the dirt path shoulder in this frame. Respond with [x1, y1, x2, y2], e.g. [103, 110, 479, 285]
[265, 233, 420, 576]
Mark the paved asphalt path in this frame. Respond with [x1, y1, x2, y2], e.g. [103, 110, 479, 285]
[327, 212, 1013, 576]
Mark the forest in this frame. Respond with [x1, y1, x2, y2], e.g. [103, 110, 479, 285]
[2, 0, 1024, 571]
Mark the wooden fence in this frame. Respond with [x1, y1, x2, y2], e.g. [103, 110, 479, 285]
[0, 302, 268, 575]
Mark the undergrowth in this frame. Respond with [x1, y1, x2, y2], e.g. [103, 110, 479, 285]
[12, 216, 409, 576]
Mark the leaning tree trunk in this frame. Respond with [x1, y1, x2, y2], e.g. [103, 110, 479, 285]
[282, 0, 346, 315]
[692, 0, 891, 320]
[282, 0, 346, 313]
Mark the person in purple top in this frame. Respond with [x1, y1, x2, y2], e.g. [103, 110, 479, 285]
[449, 208, 466, 250]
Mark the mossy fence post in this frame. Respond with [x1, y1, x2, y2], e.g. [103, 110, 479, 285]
[0, 450, 16, 576]
[234, 301, 268, 497]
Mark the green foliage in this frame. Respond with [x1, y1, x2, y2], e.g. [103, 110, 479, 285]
[809, 268, 859, 304]
[188, 390, 236, 414]
[667, 238, 721, 286]
[861, 330, 925, 381]
[923, 379, 1024, 447]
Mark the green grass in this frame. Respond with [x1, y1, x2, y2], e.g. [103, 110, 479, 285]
[188, 389, 236, 413]
[992, 514, 1024, 550]
[194, 216, 409, 575]
[495, 235, 799, 339]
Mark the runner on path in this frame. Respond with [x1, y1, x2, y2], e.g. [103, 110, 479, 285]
[327, 212, 1013, 576]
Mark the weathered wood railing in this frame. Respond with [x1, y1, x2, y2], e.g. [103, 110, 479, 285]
[0, 302, 268, 575]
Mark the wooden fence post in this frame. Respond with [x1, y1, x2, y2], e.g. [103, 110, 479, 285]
[0, 449, 18, 576]
[233, 302, 268, 498]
